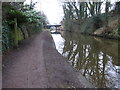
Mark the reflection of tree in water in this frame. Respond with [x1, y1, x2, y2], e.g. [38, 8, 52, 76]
[62, 32, 119, 88]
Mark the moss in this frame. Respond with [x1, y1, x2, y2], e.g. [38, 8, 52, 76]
[18, 28, 23, 41]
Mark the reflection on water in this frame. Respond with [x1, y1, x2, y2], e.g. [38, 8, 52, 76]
[52, 32, 120, 88]
[52, 34, 65, 54]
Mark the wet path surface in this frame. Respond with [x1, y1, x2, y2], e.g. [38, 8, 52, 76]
[3, 31, 92, 88]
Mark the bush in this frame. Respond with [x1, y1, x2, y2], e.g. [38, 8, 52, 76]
[2, 21, 14, 52]
[92, 15, 103, 30]
[2, 2, 48, 52]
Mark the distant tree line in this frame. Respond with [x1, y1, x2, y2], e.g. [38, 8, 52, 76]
[62, 0, 119, 36]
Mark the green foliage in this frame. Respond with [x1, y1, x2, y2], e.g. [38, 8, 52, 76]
[62, 0, 118, 37]
[2, 2, 48, 52]
[18, 28, 23, 41]
[111, 29, 118, 35]
[25, 10, 40, 23]
[7, 9, 28, 24]
[81, 18, 93, 33]
[92, 15, 103, 30]
[2, 21, 14, 51]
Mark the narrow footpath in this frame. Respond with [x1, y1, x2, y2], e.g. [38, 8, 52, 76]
[3, 30, 94, 88]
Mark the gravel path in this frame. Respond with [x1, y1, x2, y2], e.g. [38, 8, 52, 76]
[2, 30, 93, 88]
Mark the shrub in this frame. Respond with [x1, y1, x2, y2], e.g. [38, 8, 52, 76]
[92, 15, 103, 30]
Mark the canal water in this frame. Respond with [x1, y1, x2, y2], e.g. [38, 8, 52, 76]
[52, 32, 120, 88]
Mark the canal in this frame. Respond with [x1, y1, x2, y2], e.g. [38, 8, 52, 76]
[52, 31, 120, 88]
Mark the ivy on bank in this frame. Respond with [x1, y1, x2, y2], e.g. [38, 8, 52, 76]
[2, 2, 48, 52]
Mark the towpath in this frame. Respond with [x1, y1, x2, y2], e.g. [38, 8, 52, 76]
[2, 30, 93, 88]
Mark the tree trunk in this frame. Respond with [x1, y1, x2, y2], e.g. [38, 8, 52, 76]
[105, 2, 110, 28]
[14, 18, 18, 48]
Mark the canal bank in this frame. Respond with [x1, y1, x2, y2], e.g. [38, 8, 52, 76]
[3, 30, 95, 88]
[81, 33, 120, 40]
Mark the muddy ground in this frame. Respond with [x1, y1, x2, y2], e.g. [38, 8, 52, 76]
[2, 30, 94, 88]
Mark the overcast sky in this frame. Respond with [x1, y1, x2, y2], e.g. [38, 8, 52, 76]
[24, 0, 118, 24]
[24, 0, 64, 24]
